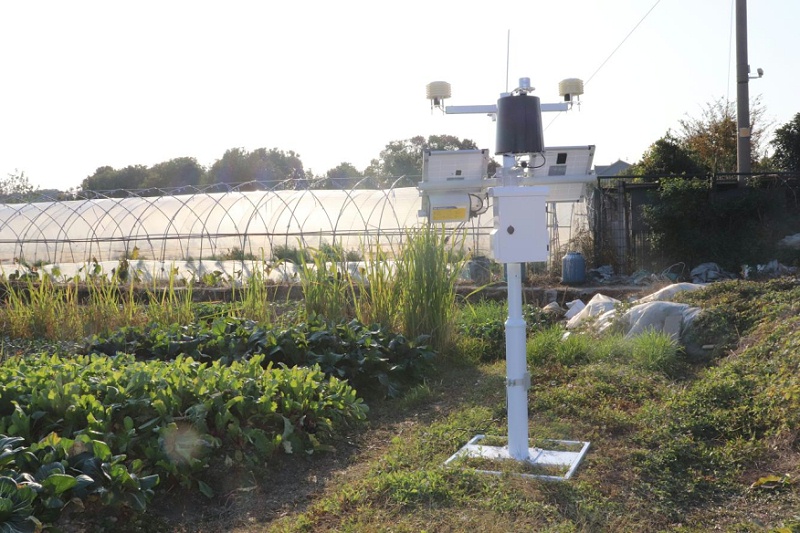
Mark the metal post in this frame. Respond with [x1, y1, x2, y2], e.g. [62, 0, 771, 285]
[505, 261, 530, 460]
[736, 0, 751, 182]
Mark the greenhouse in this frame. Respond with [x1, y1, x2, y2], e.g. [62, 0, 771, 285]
[0, 180, 590, 281]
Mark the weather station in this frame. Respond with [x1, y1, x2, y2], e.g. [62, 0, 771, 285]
[420, 76, 591, 480]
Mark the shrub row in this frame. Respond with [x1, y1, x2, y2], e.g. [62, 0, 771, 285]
[85, 315, 435, 398]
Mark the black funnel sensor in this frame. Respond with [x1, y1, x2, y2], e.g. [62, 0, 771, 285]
[495, 94, 544, 154]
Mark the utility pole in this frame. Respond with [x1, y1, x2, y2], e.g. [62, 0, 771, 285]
[736, 0, 751, 183]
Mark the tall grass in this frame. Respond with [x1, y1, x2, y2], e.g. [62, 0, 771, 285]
[0, 229, 468, 351]
[146, 267, 195, 326]
[298, 247, 352, 320]
[353, 243, 397, 329]
[394, 225, 465, 352]
[0, 271, 144, 341]
[85, 272, 141, 336]
[292, 226, 466, 351]
[229, 255, 279, 325]
[628, 329, 682, 375]
[0, 276, 82, 340]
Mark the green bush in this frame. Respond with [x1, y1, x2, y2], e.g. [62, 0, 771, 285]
[641, 178, 800, 271]
[84, 316, 436, 398]
[272, 244, 312, 264]
[455, 302, 559, 362]
[527, 327, 596, 367]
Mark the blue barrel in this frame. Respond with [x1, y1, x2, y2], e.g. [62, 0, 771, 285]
[561, 252, 586, 285]
[468, 256, 491, 285]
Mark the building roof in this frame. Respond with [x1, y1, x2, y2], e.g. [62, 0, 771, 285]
[594, 159, 632, 176]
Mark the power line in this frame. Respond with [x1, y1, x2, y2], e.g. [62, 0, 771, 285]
[726, 0, 735, 105]
[545, 0, 663, 131]
[584, 0, 663, 87]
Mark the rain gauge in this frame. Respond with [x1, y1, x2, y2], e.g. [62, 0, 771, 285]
[420, 76, 591, 480]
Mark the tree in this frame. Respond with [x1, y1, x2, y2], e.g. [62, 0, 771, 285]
[81, 165, 150, 195]
[770, 112, 800, 172]
[364, 135, 487, 187]
[206, 147, 306, 188]
[0, 170, 38, 202]
[248, 148, 306, 188]
[678, 97, 767, 173]
[627, 98, 769, 176]
[144, 157, 205, 190]
[313, 162, 363, 189]
[625, 132, 707, 176]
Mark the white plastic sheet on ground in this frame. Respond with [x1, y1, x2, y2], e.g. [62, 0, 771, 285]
[565, 294, 618, 329]
[565, 283, 703, 343]
[635, 282, 705, 303]
[690, 262, 735, 283]
[778, 233, 800, 249]
[619, 301, 701, 340]
[564, 299, 585, 320]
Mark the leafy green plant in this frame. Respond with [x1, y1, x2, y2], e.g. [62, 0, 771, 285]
[272, 244, 311, 264]
[0, 352, 367, 503]
[85, 316, 435, 398]
[0, 432, 159, 528]
[0, 475, 39, 533]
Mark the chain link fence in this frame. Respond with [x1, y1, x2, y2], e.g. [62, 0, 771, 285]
[592, 172, 800, 274]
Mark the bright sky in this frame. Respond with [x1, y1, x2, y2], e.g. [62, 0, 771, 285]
[2, 0, 799, 191]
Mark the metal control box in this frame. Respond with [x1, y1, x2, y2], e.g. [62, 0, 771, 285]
[489, 186, 549, 263]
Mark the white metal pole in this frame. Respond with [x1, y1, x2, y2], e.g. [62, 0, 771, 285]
[505, 261, 529, 460]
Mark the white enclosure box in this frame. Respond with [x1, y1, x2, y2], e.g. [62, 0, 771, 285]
[490, 186, 549, 263]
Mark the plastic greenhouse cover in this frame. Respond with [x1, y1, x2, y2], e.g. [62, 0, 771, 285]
[0, 185, 588, 270]
[0, 188, 428, 264]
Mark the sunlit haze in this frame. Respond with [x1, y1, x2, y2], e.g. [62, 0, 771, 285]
[2, 0, 799, 190]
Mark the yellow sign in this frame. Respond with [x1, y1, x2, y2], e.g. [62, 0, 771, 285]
[431, 207, 467, 222]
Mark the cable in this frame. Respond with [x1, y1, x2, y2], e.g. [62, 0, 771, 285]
[713, 0, 736, 176]
[468, 192, 488, 217]
[726, 0, 735, 105]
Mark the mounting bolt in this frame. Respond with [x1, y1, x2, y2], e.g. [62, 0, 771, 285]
[507, 226, 515, 234]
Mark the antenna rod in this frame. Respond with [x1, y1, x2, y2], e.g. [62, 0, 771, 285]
[505, 30, 510, 93]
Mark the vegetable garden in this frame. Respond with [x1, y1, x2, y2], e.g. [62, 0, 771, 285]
[0, 222, 798, 531]
[0, 225, 462, 531]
